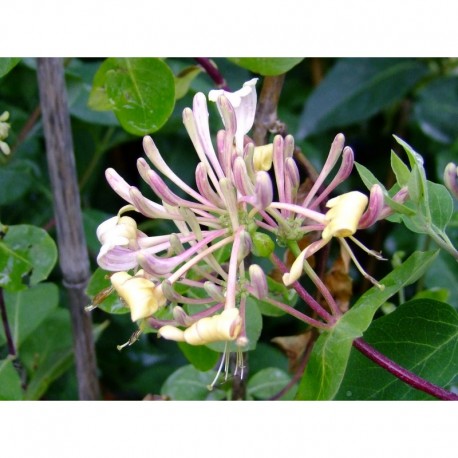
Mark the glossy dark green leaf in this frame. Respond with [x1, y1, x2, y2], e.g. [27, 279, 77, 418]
[160, 364, 226, 400]
[247, 367, 296, 400]
[427, 181, 454, 232]
[336, 299, 458, 400]
[177, 341, 219, 371]
[413, 75, 458, 143]
[88, 58, 175, 136]
[228, 58, 304, 76]
[0, 282, 59, 348]
[21, 308, 74, 400]
[0, 225, 57, 292]
[0, 161, 34, 205]
[0, 58, 21, 78]
[86, 267, 130, 314]
[0, 358, 23, 400]
[424, 251, 458, 309]
[297, 58, 429, 139]
[296, 250, 438, 400]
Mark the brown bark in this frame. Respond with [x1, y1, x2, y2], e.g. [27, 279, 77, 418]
[37, 58, 100, 400]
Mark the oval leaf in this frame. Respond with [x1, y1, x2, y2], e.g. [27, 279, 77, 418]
[0, 58, 21, 78]
[297, 58, 429, 139]
[336, 299, 458, 400]
[88, 58, 175, 135]
[247, 367, 295, 400]
[0, 225, 58, 292]
[413, 75, 458, 144]
[228, 58, 304, 76]
[295, 250, 439, 400]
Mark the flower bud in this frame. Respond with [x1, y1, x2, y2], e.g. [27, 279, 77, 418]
[249, 264, 268, 299]
[253, 144, 273, 171]
[251, 232, 275, 257]
[444, 162, 458, 199]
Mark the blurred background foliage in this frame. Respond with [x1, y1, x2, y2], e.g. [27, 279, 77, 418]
[0, 57, 457, 400]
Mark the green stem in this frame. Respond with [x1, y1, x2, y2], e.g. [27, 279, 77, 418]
[79, 126, 115, 191]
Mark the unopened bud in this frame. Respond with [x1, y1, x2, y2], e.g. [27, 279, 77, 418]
[253, 144, 273, 171]
[249, 264, 268, 299]
[444, 163, 458, 199]
[251, 232, 275, 257]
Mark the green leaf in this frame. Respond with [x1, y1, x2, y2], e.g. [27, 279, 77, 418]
[0, 161, 34, 205]
[88, 58, 175, 136]
[297, 58, 429, 139]
[354, 162, 415, 216]
[0, 58, 21, 78]
[177, 342, 220, 371]
[295, 250, 439, 400]
[174, 66, 202, 100]
[247, 367, 296, 400]
[424, 250, 458, 309]
[0, 225, 58, 292]
[228, 58, 304, 76]
[413, 75, 458, 144]
[160, 364, 226, 400]
[427, 181, 454, 232]
[336, 299, 458, 400]
[86, 267, 130, 314]
[0, 358, 23, 400]
[393, 135, 428, 206]
[21, 308, 74, 400]
[390, 151, 411, 187]
[0, 283, 59, 348]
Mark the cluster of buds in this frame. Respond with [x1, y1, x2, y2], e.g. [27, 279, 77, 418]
[0, 111, 11, 156]
[94, 79, 407, 385]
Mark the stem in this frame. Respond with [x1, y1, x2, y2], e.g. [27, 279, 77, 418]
[0, 288, 16, 357]
[353, 337, 458, 401]
[37, 58, 100, 400]
[427, 227, 458, 261]
[252, 75, 286, 146]
[288, 241, 341, 317]
[262, 296, 330, 330]
[270, 253, 334, 323]
[194, 58, 229, 90]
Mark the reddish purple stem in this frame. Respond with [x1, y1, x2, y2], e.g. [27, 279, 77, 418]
[195, 58, 230, 91]
[353, 337, 458, 401]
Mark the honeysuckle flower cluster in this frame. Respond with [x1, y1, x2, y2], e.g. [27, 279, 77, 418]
[94, 79, 404, 386]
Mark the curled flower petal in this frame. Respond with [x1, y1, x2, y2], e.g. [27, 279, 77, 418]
[158, 308, 242, 345]
[111, 271, 166, 321]
[209, 78, 258, 153]
[321, 191, 368, 241]
[358, 184, 385, 229]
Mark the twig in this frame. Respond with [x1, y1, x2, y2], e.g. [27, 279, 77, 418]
[252, 75, 286, 146]
[0, 288, 16, 357]
[36, 58, 100, 400]
[353, 337, 458, 401]
[195, 58, 229, 90]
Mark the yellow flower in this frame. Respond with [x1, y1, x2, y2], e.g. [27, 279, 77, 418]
[110, 270, 166, 321]
[321, 191, 368, 241]
[253, 144, 273, 171]
[158, 308, 242, 345]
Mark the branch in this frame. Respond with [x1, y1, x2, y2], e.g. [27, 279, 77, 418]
[195, 58, 229, 90]
[353, 337, 458, 401]
[36, 58, 100, 400]
[0, 288, 16, 357]
[252, 75, 286, 146]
